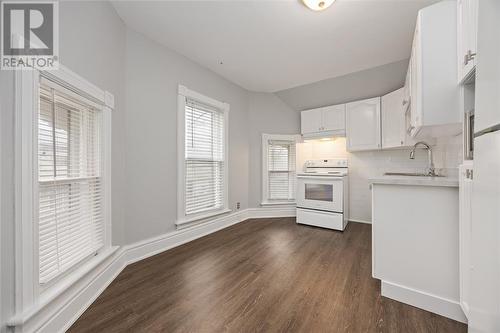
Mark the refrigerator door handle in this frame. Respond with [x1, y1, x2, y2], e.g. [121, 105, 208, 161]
[475, 124, 500, 138]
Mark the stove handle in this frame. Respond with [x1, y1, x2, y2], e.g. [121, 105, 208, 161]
[297, 175, 344, 181]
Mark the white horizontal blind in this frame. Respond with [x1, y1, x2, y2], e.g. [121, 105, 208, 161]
[267, 140, 296, 201]
[38, 81, 103, 284]
[185, 98, 225, 215]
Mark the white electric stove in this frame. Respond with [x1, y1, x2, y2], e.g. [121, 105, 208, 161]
[296, 159, 349, 231]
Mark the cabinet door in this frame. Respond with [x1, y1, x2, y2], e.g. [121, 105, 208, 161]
[459, 163, 473, 318]
[403, 61, 411, 113]
[403, 58, 415, 138]
[346, 97, 381, 151]
[301, 109, 322, 134]
[458, 0, 478, 82]
[404, 109, 418, 147]
[381, 88, 405, 149]
[409, 23, 422, 136]
[322, 104, 345, 132]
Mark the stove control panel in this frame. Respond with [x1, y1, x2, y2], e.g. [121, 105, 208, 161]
[304, 159, 348, 168]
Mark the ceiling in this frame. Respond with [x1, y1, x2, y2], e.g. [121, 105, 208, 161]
[112, 0, 438, 93]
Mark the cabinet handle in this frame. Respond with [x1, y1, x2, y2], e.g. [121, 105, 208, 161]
[464, 50, 477, 66]
[400, 140, 404, 145]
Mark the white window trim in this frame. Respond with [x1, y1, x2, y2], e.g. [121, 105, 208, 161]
[261, 133, 300, 206]
[12, 64, 113, 322]
[176, 85, 230, 227]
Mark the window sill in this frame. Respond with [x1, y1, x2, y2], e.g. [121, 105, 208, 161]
[260, 201, 296, 207]
[8, 246, 120, 327]
[175, 208, 232, 227]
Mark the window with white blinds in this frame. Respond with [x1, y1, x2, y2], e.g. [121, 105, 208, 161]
[38, 80, 104, 284]
[184, 97, 226, 216]
[262, 135, 297, 203]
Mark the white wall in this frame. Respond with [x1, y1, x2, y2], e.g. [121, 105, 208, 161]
[123, 30, 250, 244]
[247, 93, 300, 207]
[298, 135, 463, 223]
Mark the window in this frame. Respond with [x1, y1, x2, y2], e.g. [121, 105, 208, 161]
[177, 85, 229, 225]
[262, 134, 298, 205]
[15, 64, 117, 312]
[38, 79, 104, 284]
[14, 65, 113, 320]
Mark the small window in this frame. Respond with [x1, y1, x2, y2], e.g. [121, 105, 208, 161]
[38, 79, 104, 284]
[185, 99, 225, 215]
[262, 134, 298, 205]
[177, 85, 229, 225]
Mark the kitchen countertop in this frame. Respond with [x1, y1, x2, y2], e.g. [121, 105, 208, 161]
[369, 175, 459, 187]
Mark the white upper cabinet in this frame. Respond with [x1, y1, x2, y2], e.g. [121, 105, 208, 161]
[406, 1, 461, 138]
[346, 97, 381, 151]
[301, 109, 323, 134]
[381, 88, 407, 149]
[402, 60, 411, 114]
[301, 104, 345, 137]
[409, 25, 421, 137]
[457, 0, 478, 83]
[322, 104, 346, 132]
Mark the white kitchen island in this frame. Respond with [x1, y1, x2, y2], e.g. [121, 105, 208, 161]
[370, 175, 466, 323]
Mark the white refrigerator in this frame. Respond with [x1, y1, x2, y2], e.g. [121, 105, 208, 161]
[468, 0, 500, 332]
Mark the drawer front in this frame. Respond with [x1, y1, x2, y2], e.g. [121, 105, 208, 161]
[296, 208, 345, 231]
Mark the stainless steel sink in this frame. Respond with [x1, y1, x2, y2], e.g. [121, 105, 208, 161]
[384, 172, 445, 177]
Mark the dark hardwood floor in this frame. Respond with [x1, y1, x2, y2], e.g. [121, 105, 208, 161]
[69, 218, 466, 333]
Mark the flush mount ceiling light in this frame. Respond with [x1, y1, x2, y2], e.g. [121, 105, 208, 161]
[302, 0, 336, 11]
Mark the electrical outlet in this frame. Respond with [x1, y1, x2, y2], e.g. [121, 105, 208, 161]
[236, 202, 240, 210]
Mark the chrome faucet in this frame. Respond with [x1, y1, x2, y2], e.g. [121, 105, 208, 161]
[410, 141, 436, 176]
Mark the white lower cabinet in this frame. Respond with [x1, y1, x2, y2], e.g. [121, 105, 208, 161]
[372, 181, 466, 323]
[459, 162, 473, 319]
[346, 97, 381, 151]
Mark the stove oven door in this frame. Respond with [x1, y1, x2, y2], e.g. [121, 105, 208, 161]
[296, 176, 343, 213]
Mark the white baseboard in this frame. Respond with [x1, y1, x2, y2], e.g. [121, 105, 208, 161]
[348, 218, 371, 224]
[125, 209, 249, 265]
[15, 207, 293, 333]
[249, 205, 296, 218]
[46, 251, 128, 333]
[381, 280, 467, 324]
